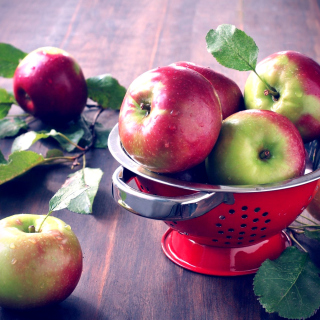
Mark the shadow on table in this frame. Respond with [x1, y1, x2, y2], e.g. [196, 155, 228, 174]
[0, 295, 106, 320]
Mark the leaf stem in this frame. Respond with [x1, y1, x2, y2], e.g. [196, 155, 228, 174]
[288, 231, 308, 253]
[253, 70, 279, 99]
[56, 132, 86, 151]
[37, 210, 53, 232]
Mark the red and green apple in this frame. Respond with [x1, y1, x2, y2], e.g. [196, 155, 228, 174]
[171, 61, 244, 119]
[244, 50, 320, 142]
[119, 65, 222, 173]
[0, 214, 83, 309]
[13, 47, 88, 126]
[206, 109, 306, 185]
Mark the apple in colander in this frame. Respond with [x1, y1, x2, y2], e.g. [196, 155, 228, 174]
[118, 65, 222, 173]
[205, 109, 306, 185]
[244, 51, 320, 143]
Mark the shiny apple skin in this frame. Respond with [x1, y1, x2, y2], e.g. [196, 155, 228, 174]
[244, 50, 320, 142]
[119, 65, 222, 173]
[171, 61, 244, 119]
[206, 109, 306, 185]
[13, 47, 88, 126]
[0, 214, 83, 309]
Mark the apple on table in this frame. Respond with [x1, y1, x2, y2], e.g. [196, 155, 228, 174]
[13, 47, 88, 126]
[0, 214, 83, 310]
[206, 109, 306, 185]
[119, 64, 222, 174]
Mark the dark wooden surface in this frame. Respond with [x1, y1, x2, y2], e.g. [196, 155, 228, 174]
[1, 1, 320, 319]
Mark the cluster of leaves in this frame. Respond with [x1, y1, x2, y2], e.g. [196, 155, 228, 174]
[206, 24, 320, 320]
[0, 43, 126, 214]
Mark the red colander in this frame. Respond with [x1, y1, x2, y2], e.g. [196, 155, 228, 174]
[109, 124, 320, 276]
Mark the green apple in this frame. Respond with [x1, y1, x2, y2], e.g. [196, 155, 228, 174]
[0, 214, 83, 309]
[244, 50, 320, 142]
[206, 109, 306, 185]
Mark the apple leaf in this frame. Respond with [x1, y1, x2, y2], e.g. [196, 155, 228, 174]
[93, 122, 111, 149]
[0, 43, 27, 78]
[0, 151, 45, 185]
[49, 167, 103, 214]
[254, 246, 320, 319]
[0, 88, 16, 119]
[304, 229, 320, 241]
[0, 117, 28, 138]
[206, 24, 259, 71]
[46, 149, 64, 158]
[74, 116, 93, 147]
[86, 74, 126, 110]
[0, 149, 7, 164]
[61, 168, 104, 214]
[50, 127, 85, 152]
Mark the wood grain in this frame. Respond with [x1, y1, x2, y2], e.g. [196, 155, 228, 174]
[1, 1, 320, 319]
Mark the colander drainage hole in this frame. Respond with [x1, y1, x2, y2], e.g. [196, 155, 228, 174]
[254, 207, 261, 212]
[239, 231, 245, 235]
[228, 228, 234, 232]
[241, 214, 248, 219]
[216, 223, 222, 227]
[261, 227, 266, 231]
[226, 236, 232, 239]
[242, 206, 248, 210]
[265, 219, 271, 223]
[219, 215, 225, 220]
[212, 239, 218, 242]
[218, 231, 224, 234]
[251, 227, 258, 230]
[253, 218, 259, 223]
[238, 237, 244, 240]
[262, 212, 269, 217]
[229, 209, 235, 214]
[249, 240, 255, 243]
[240, 224, 247, 228]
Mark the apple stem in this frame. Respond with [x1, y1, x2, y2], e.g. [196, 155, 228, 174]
[259, 149, 271, 160]
[253, 70, 280, 100]
[28, 225, 36, 233]
[140, 103, 151, 116]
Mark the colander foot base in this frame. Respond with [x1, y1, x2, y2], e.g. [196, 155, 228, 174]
[161, 228, 291, 276]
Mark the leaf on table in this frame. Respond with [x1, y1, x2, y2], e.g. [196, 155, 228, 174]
[0, 149, 7, 164]
[94, 122, 111, 149]
[0, 117, 28, 138]
[0, 43, 27, 78]
[49, 167, 103, 214]
[86, 74, 126, 110]
[50, 125, 85, 152]
[304, 229, 320, 241]
[254, 246, 320, 320]
[74, 116, 93, 148]
[0, 151, 45, 185]
[206, 24, 259, 71]
[0, 88, 16, 119]
[46, 148, 64, 158]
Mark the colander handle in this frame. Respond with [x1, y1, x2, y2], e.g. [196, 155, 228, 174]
[112, 166, 235, 221]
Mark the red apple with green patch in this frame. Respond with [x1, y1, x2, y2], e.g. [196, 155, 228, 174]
[119, 65, 222, 173]
[171, 61, 244, 119]
[244, 50, 320, 142]
[0, 214, 83, 309]
[13, 47, 88, 126]
[206, 109, 306, 185]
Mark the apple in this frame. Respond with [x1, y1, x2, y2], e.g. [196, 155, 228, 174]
[205, 109, 306, 185]
[0, 214, 83, 309]
[119, 65, 222, 173]
[171, 61, 244, 119]
[244, 50, 320, 142]
[13, 47, 88, 126]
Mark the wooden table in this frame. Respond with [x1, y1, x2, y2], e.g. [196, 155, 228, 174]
[1, 1, 320, 319]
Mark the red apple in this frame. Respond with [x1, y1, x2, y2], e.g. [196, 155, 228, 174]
[13, 47, 88, 126]
[244, 51, 320, 142]
[206, 109, 306, 185]
[171, 61, 244, 119]
[119, 65, 222, 173]
[0, 214, 83, 309]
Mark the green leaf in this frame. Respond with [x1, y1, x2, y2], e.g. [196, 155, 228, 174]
[50, 125, 85, 152]
[46, 149, 64, 158]
[74, 116, 93, 147]
[49, 167, 103, 214]
[11, 130, 53, 153]
[254, 246, 320, 319]
[0, 117, 28, 138]
[0, 151, 45, 185]
[49, 177, 89, 212]
[0, 149, 7, 164]
[86, 74, 126, 110]
[304, 229, 320, 241]
[0, 43, 27, 78]
[0, 88, 16, 119]
[94, 122, 111, 149]
[206, 24, 259, 71]
[60, 168, 103, 214]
